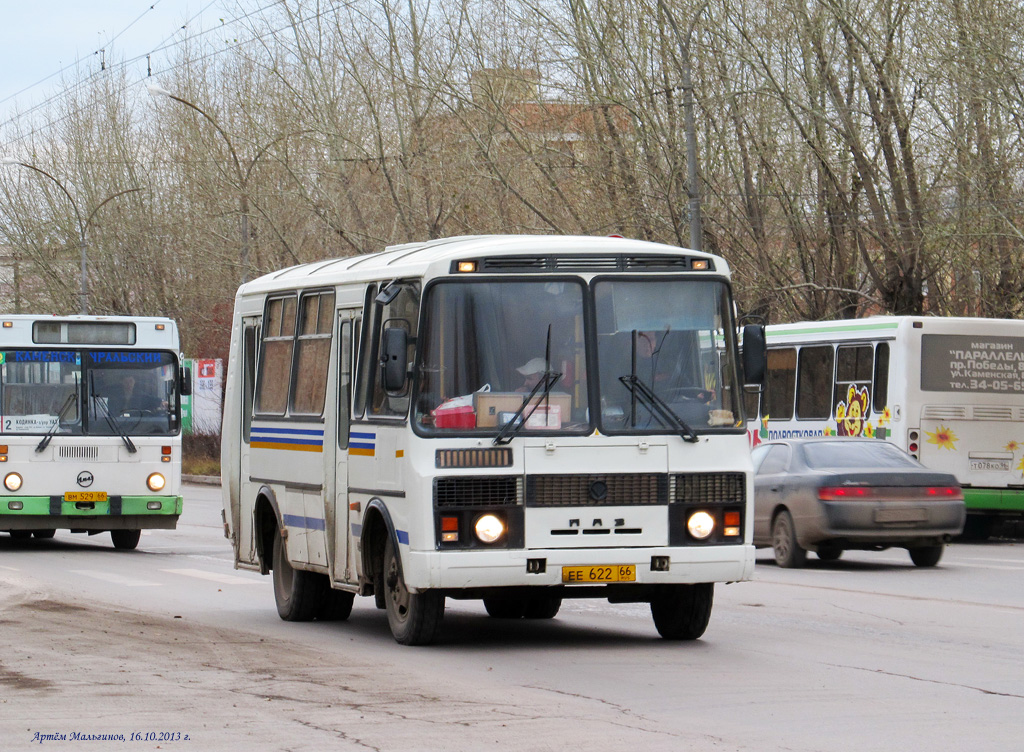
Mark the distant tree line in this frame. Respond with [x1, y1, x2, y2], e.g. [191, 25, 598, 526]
[2, 0, 1022, 358]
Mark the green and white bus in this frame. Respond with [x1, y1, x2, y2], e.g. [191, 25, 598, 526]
[747, 316, 1024, 537]
[0, 316, 190, 549]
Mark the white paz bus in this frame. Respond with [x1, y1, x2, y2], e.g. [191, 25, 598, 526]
[221, 235, 767, 644]
[748, 316, 1024, 538]
[0, 315, 190, 549]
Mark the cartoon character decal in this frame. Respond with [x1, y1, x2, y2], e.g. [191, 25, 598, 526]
[835, 385, 870, 437]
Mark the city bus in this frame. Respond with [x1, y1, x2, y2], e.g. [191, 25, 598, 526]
[0, 315, 190, 549]
[747, 316, 1024, 538]
[220, 235, 766, 645]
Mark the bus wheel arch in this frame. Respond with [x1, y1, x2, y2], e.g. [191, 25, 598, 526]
[253, 487, 281, 576]
[359, 501, 393, 608]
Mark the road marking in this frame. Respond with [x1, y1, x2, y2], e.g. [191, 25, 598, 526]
[948, 562, 1024, 571]
[69, 569, 162, 587]
[965, 557, 1024, 565]
[161, 568, 264, 585]
[0, 565, 19, 572]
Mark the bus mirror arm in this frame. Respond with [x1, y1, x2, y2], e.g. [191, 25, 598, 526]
[180, 367, 192, 397]
[741, 324, 767, 386]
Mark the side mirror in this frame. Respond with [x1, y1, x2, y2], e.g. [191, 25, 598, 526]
[180, 366, 193, 397]
[741, 324, 766, 386]
[380, 327, 409, 392]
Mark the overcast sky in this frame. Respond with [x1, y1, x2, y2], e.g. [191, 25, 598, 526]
[0, 0, 228, 123]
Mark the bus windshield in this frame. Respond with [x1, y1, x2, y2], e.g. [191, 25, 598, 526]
[0, 349, 179, 436]
[594, 279, 741, 434]
[415, 279, 589, 434]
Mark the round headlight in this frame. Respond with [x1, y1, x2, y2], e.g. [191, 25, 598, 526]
[474, 514, 505, 544]
[687, 511, 715, 540]
[147, 473, 166, 492]
[4, 472, 23, 492]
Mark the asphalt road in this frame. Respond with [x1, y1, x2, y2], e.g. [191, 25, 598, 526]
[1, 483, 1022, 751]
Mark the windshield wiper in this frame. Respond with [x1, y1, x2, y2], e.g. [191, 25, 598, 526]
[35, 390, 79, 453]
[90, 383, 137, 454]
[618, 374, 700, 443]
[492, 370, 563, 445]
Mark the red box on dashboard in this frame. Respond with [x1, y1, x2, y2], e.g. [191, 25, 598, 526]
[432, 402, 475, 428]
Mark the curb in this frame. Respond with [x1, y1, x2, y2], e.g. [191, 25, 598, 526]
[183, 475, 221, 486]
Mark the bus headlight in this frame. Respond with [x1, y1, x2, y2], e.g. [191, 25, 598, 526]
[4, 472, 23, 492]
[474, 514, 505, 544]
[687, 511, 715, 540]
[147, 473, 166, 492]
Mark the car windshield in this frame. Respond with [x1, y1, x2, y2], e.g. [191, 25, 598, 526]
[0, 348, 179, 437]
[414, 280, 589, 434]
[802, 441, 919, 470]
[594, 279, 741, 434]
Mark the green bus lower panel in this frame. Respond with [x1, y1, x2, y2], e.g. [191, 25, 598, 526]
[0, 495, 183, 531]
[963, 488, 1024, 514]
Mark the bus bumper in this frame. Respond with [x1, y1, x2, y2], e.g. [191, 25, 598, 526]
[963, 488, 1024, 515]
[403, 543, 756, 591]
[0, 495, 182, 531]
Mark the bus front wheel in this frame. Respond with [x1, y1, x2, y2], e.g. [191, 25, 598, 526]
[383, 536, 444, 645]
[110, 529, 141, 550]
[272, 527, 321, 621]
[650, 583, 714, 640]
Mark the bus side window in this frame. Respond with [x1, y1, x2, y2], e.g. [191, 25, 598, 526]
[873, 343, 890, 412]
[255, 295, 297, 415]
[763, 348, 796, 420]
[834, 345, 873, 421]
[796, 345, 834, 419]
[338, 319, 352, 449]
[291, 291, 335, 417]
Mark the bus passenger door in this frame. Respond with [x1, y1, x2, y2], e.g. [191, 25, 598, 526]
[237, 317, 260, 566]
[328, 311, 357, 585]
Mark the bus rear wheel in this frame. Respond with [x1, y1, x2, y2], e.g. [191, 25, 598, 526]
[110, 529, 141, 550]
[650, 583, 714, 640]
[383, 536, 444, 645]
[272, 527, 322, 621]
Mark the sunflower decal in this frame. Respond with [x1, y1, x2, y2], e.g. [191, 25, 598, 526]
[1005, 441, 1020, 452]
[879, 406, 892, 426]
[926, 425, 959, 451]
[1018, 456, 1024, 475]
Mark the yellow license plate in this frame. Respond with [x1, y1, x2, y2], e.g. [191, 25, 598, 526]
[562, 564, 636, 583]
[64, 491, 108, 502]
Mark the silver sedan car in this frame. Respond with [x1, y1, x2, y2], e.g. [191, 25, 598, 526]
[752, 438, 966, 568]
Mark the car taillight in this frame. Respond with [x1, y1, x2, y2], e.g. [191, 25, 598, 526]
[818, 486, 873, 501]
[926, 486, 963, 500]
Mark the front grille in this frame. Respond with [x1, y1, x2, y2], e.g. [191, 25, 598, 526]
[58, 446, 99, 460]
[672, 473, 746, 505]
[434, 476, 522, 509]
[527, 474, 667, 506]
[435, 448, 513, 468]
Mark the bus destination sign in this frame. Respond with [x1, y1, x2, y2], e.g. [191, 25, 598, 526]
[921, 334, 1024, 394]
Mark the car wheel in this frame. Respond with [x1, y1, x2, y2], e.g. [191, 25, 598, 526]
[909, 544, 944, 568]
[650, 583, 714, 640]
[816, 544, 843, 562]
[272, 527, 322, 621]
[483, 595, 527, 619]
[317, 586, 355, 621]
[771, 510, 806, 568]
[383, 536, 444, 645]
[524, 593, 562, 620]
[110, 529, 141, 550]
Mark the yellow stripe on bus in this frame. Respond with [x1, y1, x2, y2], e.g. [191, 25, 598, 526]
[349, 447, 375, 456]
[251, 441, 323, 453]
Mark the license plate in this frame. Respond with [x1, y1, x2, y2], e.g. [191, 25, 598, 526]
[874, 508, 927, 523]
[562, 565, 636, 583]
[64, 491, 108, 502]
[970, 459, 1011, 473]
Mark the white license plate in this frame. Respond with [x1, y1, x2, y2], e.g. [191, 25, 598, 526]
[970, 459, 1011, 473]
[875, 508, 927, 523]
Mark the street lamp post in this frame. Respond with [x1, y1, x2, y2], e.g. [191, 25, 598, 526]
[1, 157, 141, 314]
[147, 83, 251, 283]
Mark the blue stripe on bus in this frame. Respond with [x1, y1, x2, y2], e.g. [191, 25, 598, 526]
[349, 442, 375, 450]
[282, 514, 326, 531]
[350, 431, 376, 440]
[348, 523, 407, 546]
[351, 522, 362, 537]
